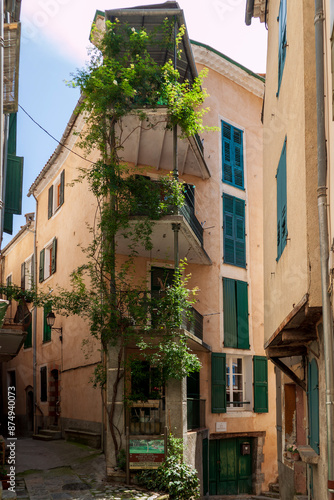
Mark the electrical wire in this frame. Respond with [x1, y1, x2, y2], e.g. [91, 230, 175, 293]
[18, 104, 96, 165]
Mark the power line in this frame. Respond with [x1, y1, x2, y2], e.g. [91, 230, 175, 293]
[18, 104, 95, 164]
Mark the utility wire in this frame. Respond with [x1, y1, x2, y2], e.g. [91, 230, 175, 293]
[18, 104, 95, 165]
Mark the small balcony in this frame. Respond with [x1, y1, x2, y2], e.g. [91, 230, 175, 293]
[128, 400, 165, 436]
[182, 307, 203, 342]
[0, 299, 30, 361]
[187, 398, 206, 431]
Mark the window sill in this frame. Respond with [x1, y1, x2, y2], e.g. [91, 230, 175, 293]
[298, 445, 319, 464]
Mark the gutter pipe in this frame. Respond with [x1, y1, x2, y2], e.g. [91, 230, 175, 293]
[245, 0, 254, 26]
[32, 192, 38, 435]
[314, 0, 334, 497]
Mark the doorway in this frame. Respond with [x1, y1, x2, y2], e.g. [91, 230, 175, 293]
[26, 387, 33, 434]
[50, 369, 59, 426]
[209, 437, 252, 495]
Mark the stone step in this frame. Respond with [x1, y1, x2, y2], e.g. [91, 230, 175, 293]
[269, 482, 280, 493]
[39, 429, 62, 439]
[32, 433, 53, 441]
[252, 493, 280, 499]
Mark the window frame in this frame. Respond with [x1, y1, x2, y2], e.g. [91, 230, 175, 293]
[221, 120, 244, 190]
[223, 194, 246, 268]
[226, 355, 252, 412]
[39, 238, 57, 282]
[223, 278, 249, 349]
[48, 170, 64, 219]
[21, 254, 34, 291]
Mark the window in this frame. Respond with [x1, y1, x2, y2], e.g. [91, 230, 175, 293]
[278, 0, 287, 94]
[24, 321, 32, 349]
[48, 170, 64, 219]
[211, 353, 268, 414]
[39, 238, 57, 282]
[21, 255, 34, 291]
[221, 121, 244, 189]
[308, 359, 319, 454]
[223, 278, 249, 349]
[130, 360, 163, 401]
[40, 366, 47, 402]
[223, 194, 246, 268]
[276, 138, 287, 261]
[43, 304, 52, 343]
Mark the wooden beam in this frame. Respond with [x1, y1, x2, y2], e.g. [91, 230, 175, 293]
[282, 329, 317, 342]
[269, 357, 306, 391]
[267, 346, 307, 358]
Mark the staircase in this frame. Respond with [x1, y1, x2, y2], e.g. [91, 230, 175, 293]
[33, 426, 62, 441]
[252, 482, 280, 499]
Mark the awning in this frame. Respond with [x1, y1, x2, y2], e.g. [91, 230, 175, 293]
[0, 328, 26, 361]
[265, 294, 322, 391]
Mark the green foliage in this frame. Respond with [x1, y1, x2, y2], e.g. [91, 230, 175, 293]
[137, 435, 200, 500]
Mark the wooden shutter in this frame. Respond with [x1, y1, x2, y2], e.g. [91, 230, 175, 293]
[5, 154, 23, 214]
[43, 305, 52, 343]
[21, 262, 25, 290]
[253, 356, 268, 413]
[51, 238, 57, 275]
[278, 0, 287, 92]
[277, 139, 287, 260]
[222, 122, 244, 189]
[24, 321, 32, 349]
[59, 170, 65, 206]
[223, 278, 237, 347]
[8, 113, 17, 155]
[211, 353, 226, 413]
[223, 194, 246, 268]
[236, 281, 249, 349]
[308, 359, 320, 454]
[39, 249, 45, 283]
[48, 185, 53, 219]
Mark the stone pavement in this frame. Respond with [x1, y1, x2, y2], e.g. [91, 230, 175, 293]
[10, 438, 168, 500]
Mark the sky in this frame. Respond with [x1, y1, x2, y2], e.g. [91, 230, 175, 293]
[3, 0, 267, 247]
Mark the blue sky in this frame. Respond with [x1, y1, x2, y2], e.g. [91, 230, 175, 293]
[3, 0, 267, 246]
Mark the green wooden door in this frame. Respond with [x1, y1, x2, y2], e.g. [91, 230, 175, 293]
[209, 438, 252, 495]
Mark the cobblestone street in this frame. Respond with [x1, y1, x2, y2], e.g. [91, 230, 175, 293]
[10, 438, 167, 500]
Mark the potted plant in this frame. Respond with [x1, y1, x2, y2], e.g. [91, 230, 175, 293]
[287, 444, 299, 461]
[0, 465, 9, 489]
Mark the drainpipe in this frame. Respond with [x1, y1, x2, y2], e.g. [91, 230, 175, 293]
[32, 193, 38, 435]
[314, 1, 334, 498]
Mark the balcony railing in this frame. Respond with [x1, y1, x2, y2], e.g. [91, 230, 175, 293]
[187, 398, 206, 431]
[182, 307, 203, 341]
[128, 400, 165, 436]
[179, 203, 203, 246]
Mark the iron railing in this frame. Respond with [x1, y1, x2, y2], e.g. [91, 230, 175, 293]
[182, 307, 203, 341]
[128, 400, 165, 436]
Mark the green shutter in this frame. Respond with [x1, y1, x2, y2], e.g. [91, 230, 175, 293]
[24, 321, 32, 349]
[3, 211, 13, 234]
[278, 0, 287, 93]
[277, 139, 287, 260]
[5, 154, 23, 215]
[48, 185, 53, 219]
[211, 352, 226, 413]
[202, 438, 209, 497]
[31, 254, 35, 288]
[39, 249, 45, 283]
[222, 122, 244, 189]
[308, 359, 319, 454]
[43, 304, 52, 342]
[253, 356, 268, 413]
[223, 278, 237, 347]
[59, 170, 65, 206]
[236, 281, 249, 349]
[8, 113, 17, 155]
[51, 238, 57, 275]
[209, 440, 217, 495]
[223, 194, 246, 268]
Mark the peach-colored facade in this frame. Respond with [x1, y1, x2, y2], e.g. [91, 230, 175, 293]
[1, 9, 277, 496]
